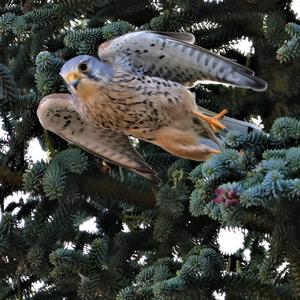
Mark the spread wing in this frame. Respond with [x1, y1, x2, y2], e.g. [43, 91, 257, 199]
[98, 31, 267, 91]
[37, 93, 161, 185]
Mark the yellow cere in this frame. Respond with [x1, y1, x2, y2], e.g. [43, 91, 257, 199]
[66, 72, 80, 83]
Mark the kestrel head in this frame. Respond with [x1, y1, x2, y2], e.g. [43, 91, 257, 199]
[60, 55, 114, 96]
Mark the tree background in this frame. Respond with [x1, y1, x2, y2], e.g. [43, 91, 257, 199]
[0, 0, 299, 299]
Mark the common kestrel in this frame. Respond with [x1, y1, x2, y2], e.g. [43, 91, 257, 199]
[37, 31, 266, 183]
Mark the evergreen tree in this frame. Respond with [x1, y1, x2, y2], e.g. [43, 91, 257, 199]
[0, 0, 299, 299]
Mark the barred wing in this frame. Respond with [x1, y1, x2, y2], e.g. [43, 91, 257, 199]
[98, 31, 267, 91]
[37, 93, 161, 184]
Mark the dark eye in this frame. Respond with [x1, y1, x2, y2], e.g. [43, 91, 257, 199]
[78, 63, 88, 72]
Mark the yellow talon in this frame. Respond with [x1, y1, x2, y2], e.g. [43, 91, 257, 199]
[192, 109, 228, 132]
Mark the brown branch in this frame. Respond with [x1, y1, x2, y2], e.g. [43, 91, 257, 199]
[79, 170, 157, 209]
[0, 165, 23, 187]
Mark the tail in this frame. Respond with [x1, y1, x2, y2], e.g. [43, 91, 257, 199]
[199, 107, 262, 136]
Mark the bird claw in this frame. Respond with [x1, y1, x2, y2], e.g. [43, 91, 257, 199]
[210, 109, 229, 131]
[193, 109, 228, 132]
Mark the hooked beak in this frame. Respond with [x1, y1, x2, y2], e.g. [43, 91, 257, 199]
[70, 79, 79, 89]
[61, 72, 82, 90]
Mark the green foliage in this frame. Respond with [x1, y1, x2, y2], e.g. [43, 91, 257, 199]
[0, 64, 19, 109]
[55, 148, 89, 175]
[64, 21, 134, 55]
[277, 23, 300, 63]
[64, 28, 103, 55]
[89, 237, 109, 270]
[42, 162, 67, 201]
[35, 51, 65, 96]
[263, 11, 287, 47]
[187, 116, 300, 298]
[23, 160, 47, 193]
[117, 246, 224, 299]
[101, 21, 134, 39]
[271, 117, 300, 141]
[0, 0, 299, 299]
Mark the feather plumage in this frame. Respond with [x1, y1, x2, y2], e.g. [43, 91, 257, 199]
[98, 31, 267, 91]
[37, 93, 161, 184]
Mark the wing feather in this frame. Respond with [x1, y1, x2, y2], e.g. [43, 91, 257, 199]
[98, 31, 267, 91]
[37, 93, 161, 185]
[147, 31, 196, 44]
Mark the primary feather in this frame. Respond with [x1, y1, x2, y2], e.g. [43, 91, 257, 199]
[37, 93, 161, 184]
[98, 31, 267, 91]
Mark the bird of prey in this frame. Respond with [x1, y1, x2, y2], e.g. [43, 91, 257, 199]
[37, 31, 266, 184]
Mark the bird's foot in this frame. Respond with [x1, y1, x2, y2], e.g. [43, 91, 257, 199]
[193, 109, 228, 132]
